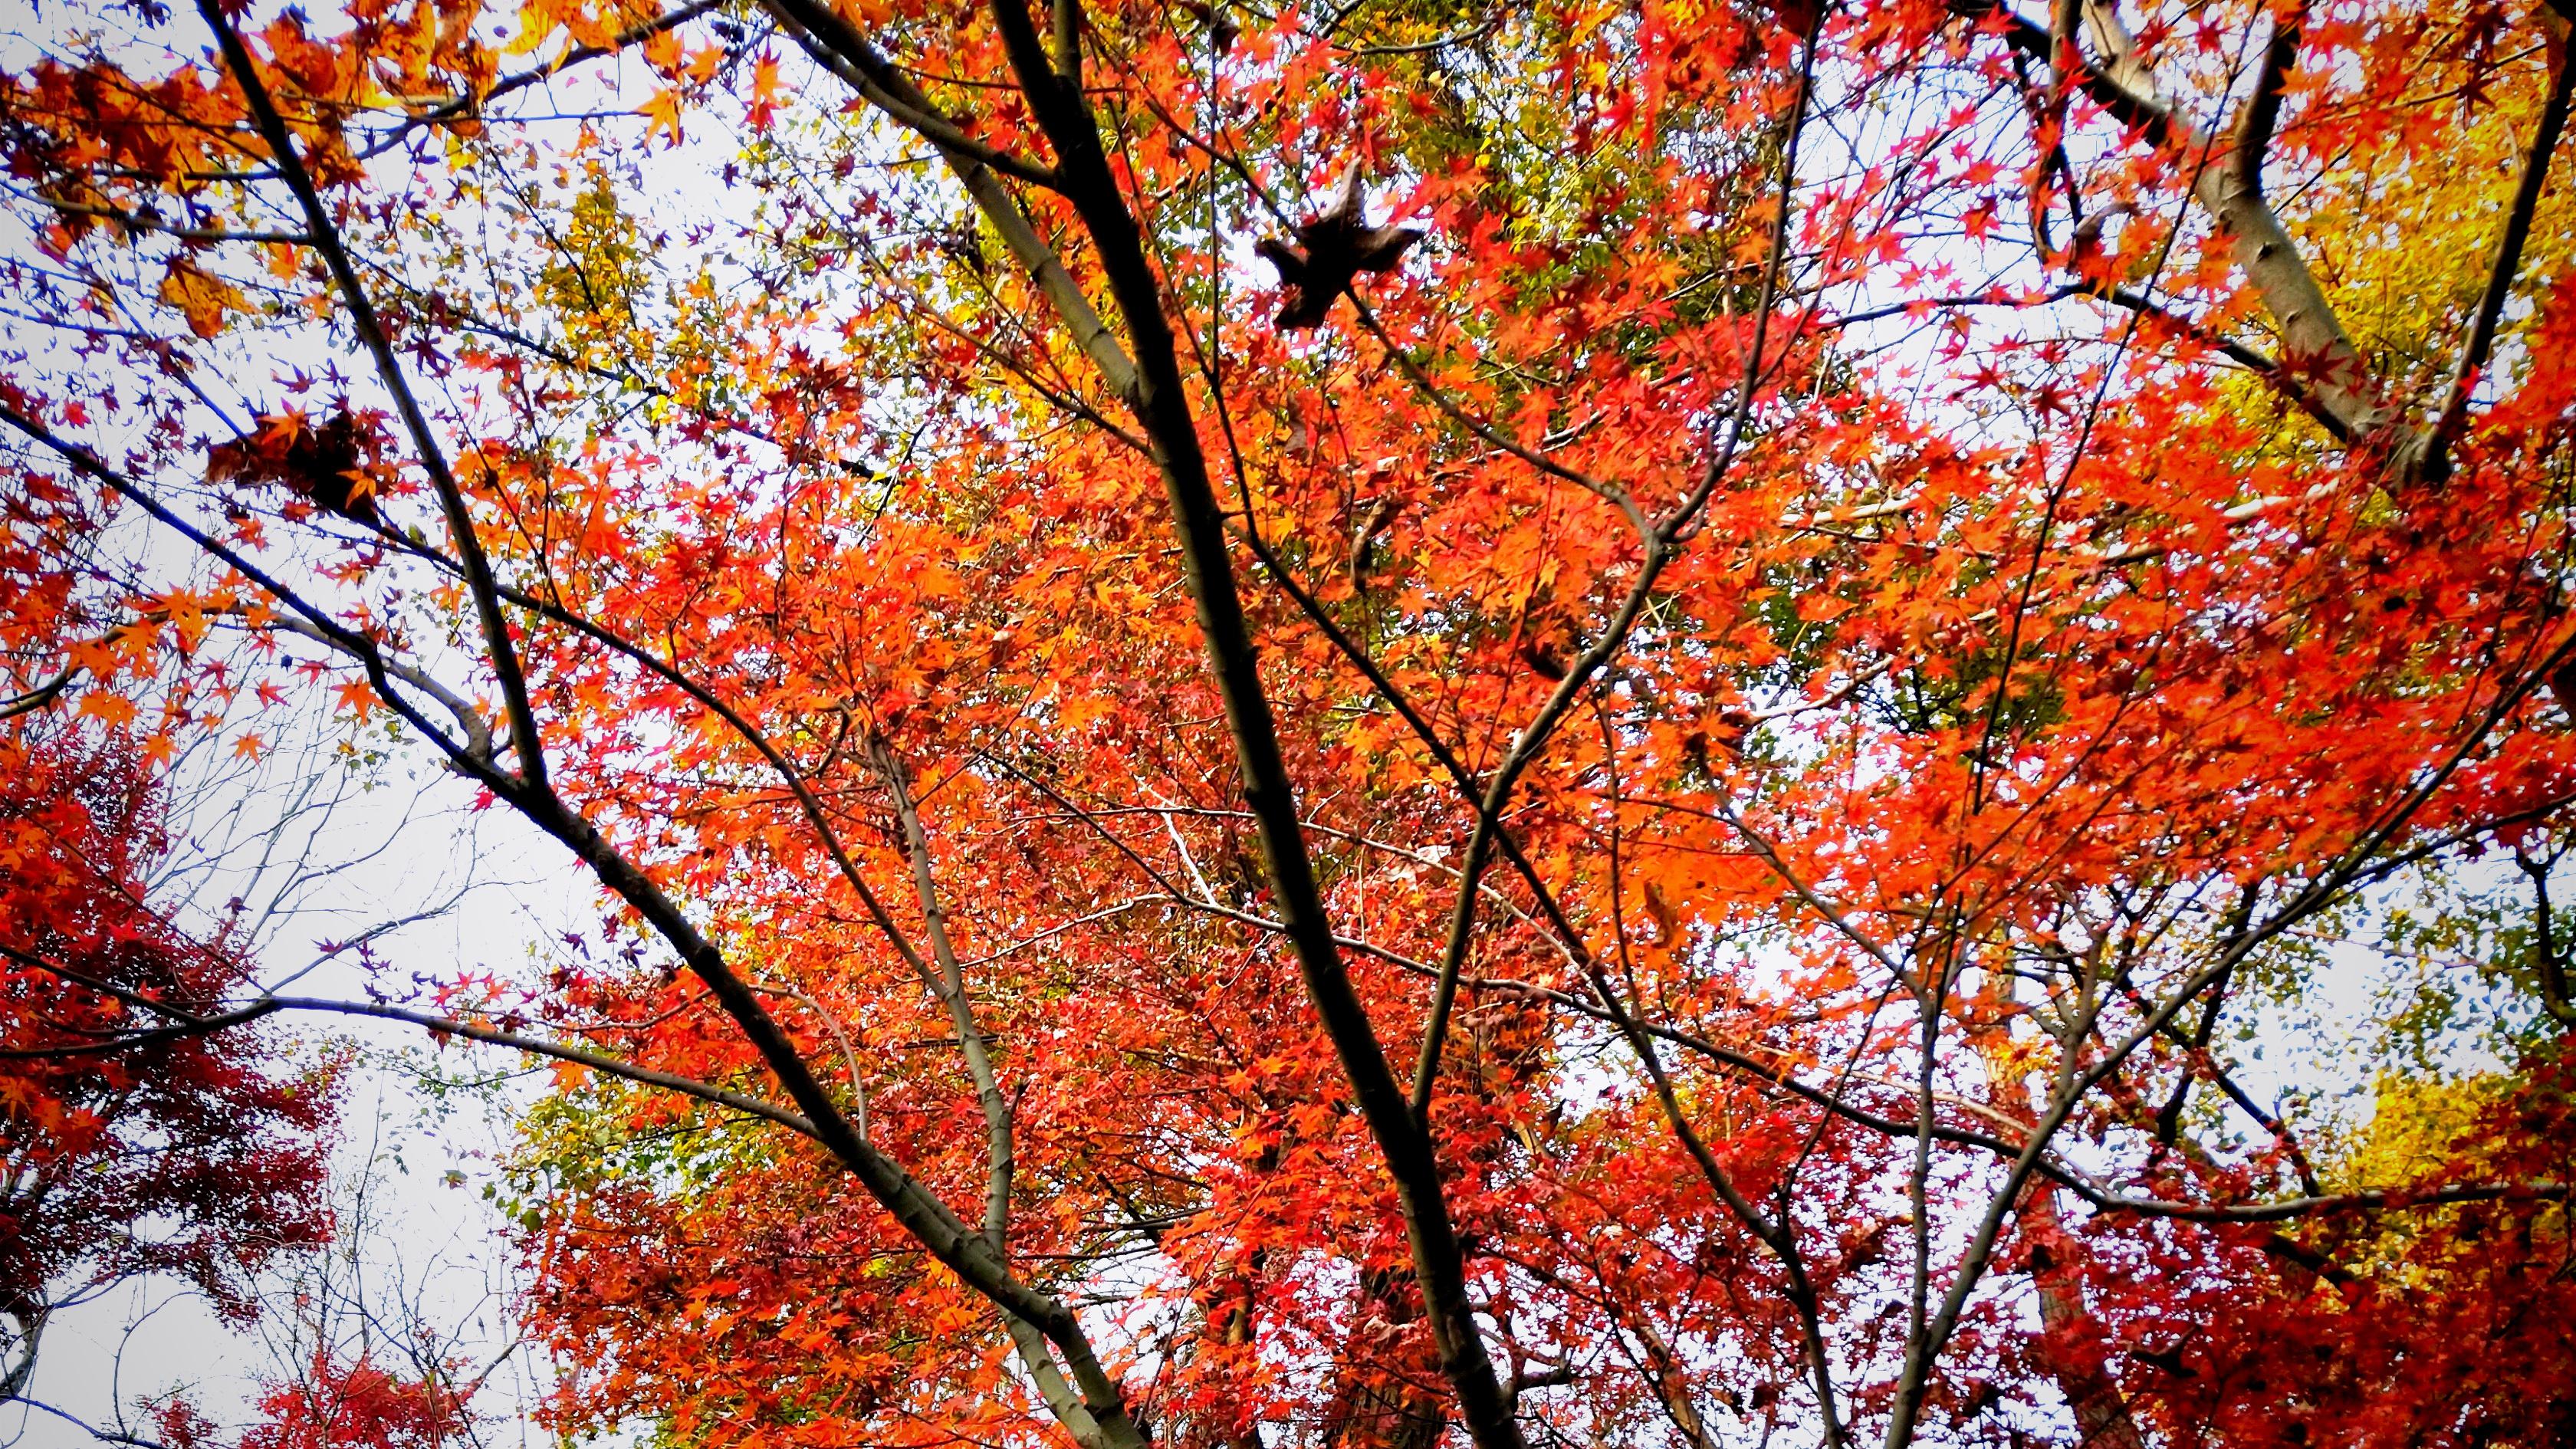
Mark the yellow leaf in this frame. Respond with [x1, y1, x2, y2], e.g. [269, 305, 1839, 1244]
[158, 258, 247, 339]
[639, 86, 684, 146]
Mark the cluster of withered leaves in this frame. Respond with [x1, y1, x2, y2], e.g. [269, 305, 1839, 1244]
[4, 0, 2576, 1444]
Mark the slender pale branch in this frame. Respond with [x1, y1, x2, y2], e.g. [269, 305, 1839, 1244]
[1951, 0, 2384, 436]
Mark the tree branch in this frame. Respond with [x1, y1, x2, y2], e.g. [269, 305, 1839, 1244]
[199, 0, 553, 791]
[1951, 0, 2386, 436]
[2422, 23, 2576, 470]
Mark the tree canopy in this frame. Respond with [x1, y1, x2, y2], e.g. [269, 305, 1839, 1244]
[5, 0, 2576, 1444]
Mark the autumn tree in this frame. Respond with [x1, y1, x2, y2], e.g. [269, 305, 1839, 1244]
[0, 721, 339, 1408]
[4, 0, 2576, 1445]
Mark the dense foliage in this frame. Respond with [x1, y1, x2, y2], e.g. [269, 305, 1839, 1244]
[4, 0, 2576, 1444]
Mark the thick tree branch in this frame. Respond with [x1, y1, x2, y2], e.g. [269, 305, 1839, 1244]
[1953, 0, 2385, 436]
[755, 0, 1061, 187]
[199, 0, 552, 790]
[959, 0, 1523, 1437]
[2422, 26, 2576, 471]
[2232, 8, 2303, 208]
[755, 0, 1139, 396]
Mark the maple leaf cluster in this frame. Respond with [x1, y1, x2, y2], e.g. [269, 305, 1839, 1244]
[0, 726, 338, 1389]
[238, 1352, 473, 1449]
[5, 0, 2576, 1444]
